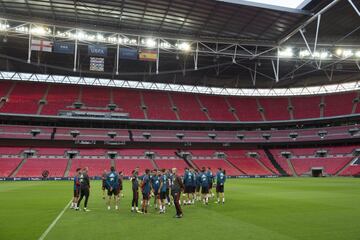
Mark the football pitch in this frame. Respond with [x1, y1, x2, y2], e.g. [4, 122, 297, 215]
[1, 178, 360, 240]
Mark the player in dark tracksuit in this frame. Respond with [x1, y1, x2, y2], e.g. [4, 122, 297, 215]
[171, 168, 185, 218]
[195, 169, 201, 201]
[141, 169, 151, 214]
[131, 169, 140, 213]
[200, 167, 210, 205]
[71, 168, 81, 209]
[166, 169, 172, 206]
[77, 167, 90, 211]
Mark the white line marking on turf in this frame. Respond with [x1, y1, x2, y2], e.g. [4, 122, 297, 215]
[38, 200, 72, 240]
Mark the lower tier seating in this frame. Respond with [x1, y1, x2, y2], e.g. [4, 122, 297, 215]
[16, 158, 68, 177]
[192, 159, 243, 176]
[291, 157, 353, 175]
[0, 158, 22, 177]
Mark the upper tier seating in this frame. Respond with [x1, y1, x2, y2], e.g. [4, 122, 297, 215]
[227, 97, 262, 121]
[198, 95, 235, 121]
[292, 95, 321, 119]
[41, 84, 79, 115]
[0, 81, 359, 122]
[143, 91, 177, 120]
[171, 93, 208, 121]
[81, 86, 110, 108]
[0, 82, 48, 114]
[259, 97, 290, 121]
[324, 92, 356, 117]
[112, 88, 144, 119]
[16, 158, 68, 177]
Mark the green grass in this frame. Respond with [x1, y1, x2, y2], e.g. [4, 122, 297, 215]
[1, 178, 360, 240]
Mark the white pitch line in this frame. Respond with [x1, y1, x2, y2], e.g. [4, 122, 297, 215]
[38, 200, 72, 240]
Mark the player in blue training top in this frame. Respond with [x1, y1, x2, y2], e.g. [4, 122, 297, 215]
[183, 168, 195, 205]
[159, 169, 168, 213]
[200, 167, 210, 205]
[71, 168, 81, 209]
[195, 169, 201, 201]
[216, 168, 226, 204]
[151, 169, 161, 209]
[207, 167, 215, 198]
[105, 166, 119, 210]
[141, 169, 151, 214]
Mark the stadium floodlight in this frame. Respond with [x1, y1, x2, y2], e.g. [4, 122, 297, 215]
[15, 26, 28, 33]
[278, 47, 293, 58]
[299, 49, 311, 58]
[96, 33, 105, 41]
[356, 51, 360, 58]
[145, 38, 156, 48]
[178, 42, 191, 52]
[336, 48, 343, 56]
[0, 23, 9, 31]
[342, 49, 354, 58]
[30, 26, 49, 36]
[75, 31, 86, 40]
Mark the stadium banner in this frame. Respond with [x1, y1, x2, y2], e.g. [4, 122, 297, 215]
[88, 44, 107, 57]
[0, 175, 279, 181]
[119, 48, 138, 60]
[53, 42, 75, 54]
[90, 57, 104, 72]
[31, 39, 53, 52]
[139, 49, 157, 61]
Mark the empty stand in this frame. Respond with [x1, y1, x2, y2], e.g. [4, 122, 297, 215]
[69, 158, 111, 177]
[259, 97, 290, 121]
[0, 82, 48, 114]
[198, 95, 236, 121]
[0, 158, 23, 177]
[324, 92, 356, 117]
[142, 91, 177, 120]
[192, 159, 242, 176]
[82, 86, 110, 108]
[291, 157, 352, 175]
[155, 159, 188, 175]
[112, 88, 144, 119]
[115, 159, 153, 176]
[292, 95, 321, 119]
[41, 84, 79, 115]
[171, 92, 207, 121]
[227, 97, 262, 121]
[16, 158, 68, 177]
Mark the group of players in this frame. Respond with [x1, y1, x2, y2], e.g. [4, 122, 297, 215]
[71, 165, 226, 218]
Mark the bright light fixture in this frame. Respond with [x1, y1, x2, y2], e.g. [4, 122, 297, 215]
[278, 47, 293, 58]
[31, 26, 48, 35]
[178, 42, 191, 51]
[218, 0, 311, 9]
[355, 51, 360, 58]
[145, 38, 156, 48]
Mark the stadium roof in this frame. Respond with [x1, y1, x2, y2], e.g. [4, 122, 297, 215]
[0, 0, 359, 89]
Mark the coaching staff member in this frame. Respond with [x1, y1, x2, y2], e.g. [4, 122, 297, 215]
[77, 167, 90, 212]
[171, 168, 184, 218]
